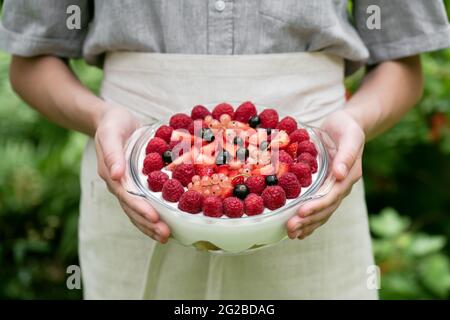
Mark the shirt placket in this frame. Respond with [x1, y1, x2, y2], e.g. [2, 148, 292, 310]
[207, 0, 234, 54]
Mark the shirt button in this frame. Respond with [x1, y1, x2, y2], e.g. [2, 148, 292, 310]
[215, 0, 226, 12]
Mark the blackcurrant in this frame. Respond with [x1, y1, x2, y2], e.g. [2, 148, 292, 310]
[216, 150, 231, 165]
[202, 128, 215, 142]
[162, 150, 173, 163]
[233, 136, 244, 146]
[248, 115, 260, 128]
[265, 175, 278, 186]
[266, 128, 272, 136]
[236, 147, 249, 161]
[259, 140, 269, 151]
[233, 184, 249, 200]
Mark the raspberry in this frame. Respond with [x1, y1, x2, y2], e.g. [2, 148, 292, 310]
[244, 193, 264, 216]
[147, 171, 169, 192]
[259, 108, 279, 129]
[170, 113, 193, 130]
[298, 152, 318, 173]
[146, 137, 169, 155]
[245, 175, 266, 195]
[191, 105, 211, 120]
[178, 190, 204, 214]
[154, 125, 173, 143]
[202, 196, 223, 217]
[278, 173, 301, 199]
[297, 140, 318, 157]
[188, 119, 207, 135]
[162, 179, 185, 202]
[289, 129, 309, 144]
[172, 163, 196, 187]
[212, 103, 235, 120]
[142, 152, 164, 175]
[290, 162, 312, 187]
[223, 197, 244, 218]
[276, 150, 294, 165]
[276, 116, 298, 134]
[261, 186, 286, 210]
[234, 101, 257, 123]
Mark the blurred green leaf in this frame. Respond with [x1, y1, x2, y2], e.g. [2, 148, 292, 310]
[370, 208, 411, 238]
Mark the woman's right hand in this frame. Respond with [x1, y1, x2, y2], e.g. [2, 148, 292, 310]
[94, 106, 171, 243]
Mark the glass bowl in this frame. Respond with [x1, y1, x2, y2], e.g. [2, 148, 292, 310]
[123, 107, 336, 255]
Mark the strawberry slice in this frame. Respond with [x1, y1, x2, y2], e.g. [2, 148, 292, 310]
[286, 142, 299, 159]
[231, 175, 245, 186]
[251, 164, 275, 176]
[276, 162, 290, 178]
[270, 130, 290, 149]
[216, 165, 230, 176]
[221, 185, 234, 198]
[171, 129, 194, 143]
[194, 164, 215, 177]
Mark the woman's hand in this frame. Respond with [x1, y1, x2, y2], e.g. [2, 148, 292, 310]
[286, 109, 365, 239]
[95, 106, 171, 243]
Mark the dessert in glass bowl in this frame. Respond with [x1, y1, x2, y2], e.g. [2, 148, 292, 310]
[123, 101, 336, 254]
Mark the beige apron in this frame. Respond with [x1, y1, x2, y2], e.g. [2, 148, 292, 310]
[79, 52, 378, 300]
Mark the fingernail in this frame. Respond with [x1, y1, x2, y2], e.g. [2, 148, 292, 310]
[337, 163, 347, 177]
[154, 227, 162, 236]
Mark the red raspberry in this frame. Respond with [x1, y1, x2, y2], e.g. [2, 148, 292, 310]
[244, 193, 264, 216]
[212, 103, 234, 120]
[276, 150, 294, 165]
[259, 108, 279, 129]
[202, 196, 224, 217]
[154, 125, 173, 143]
[278, 173, 301, 199]
[234, 101, 257, 123]
[188, 119, 207, 135]
[245, 175, 266, 195]
[147, 171, 169, 192]
[298, 152, 318, 173]
[277, 116, 298, 134]
[178, 190, 204, 214]
[223, 197, 244, 218]
[162, 179, 185, 202]
[142, 152, 164, 175]
[261, 186, 286, 210]
[290, 162, 312, 187]
[169, 113, 193, 130]
[191, 105, 211, 120]
[172, 163, 196, 187]
[146, 137, 169, 155]
[297, 140, 318, 157]
[286, 142, 299, 159]
[289, 129, 309, 144]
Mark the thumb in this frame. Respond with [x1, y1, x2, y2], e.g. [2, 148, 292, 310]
[98, 129, 126, 181]
[332, 131, 362, 181]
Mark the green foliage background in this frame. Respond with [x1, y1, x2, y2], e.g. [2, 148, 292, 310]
[0, 1, 449, 300]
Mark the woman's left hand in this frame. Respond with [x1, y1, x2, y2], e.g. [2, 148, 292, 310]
[286, 109, 365, 239]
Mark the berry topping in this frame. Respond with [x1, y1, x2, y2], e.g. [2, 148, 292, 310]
[201, 128, 215, 142]
[278, 172, 301, 199]
[236, 147, 249, 161]
[162, 150, 173, 164]
[233, 136, 244, 146]
[223, 197, 244, 218]
[146, 137, 169, 155]
[147, 171, 169, 192]
[191, 105, 211, 120]
[202, 196, 224, 217]
[276, 116, 298, 134]
[188, 119, 208, 136]
[244, 193, 264, 216]
[297, 140, 318, 157]
[162, 179, 185, 202]
[276, 150, 294, 164]
[248, 115, 261, 128]
[233, 184, 250, 200]
[265, 175, 278, 186]
[259, 140, 269, 151]
[297, 152, 318, 173]
[142, 152, 164, 175]
[286, 142, 299, 159]
[245, 175, 266, 195]
[290, 162, 312, 187]
[289, 129, 309, 144]
[169, 113, 193, 130]
[212, 103, 235, 120]
[259, 109, 279, 129]
[178, 190, 204, 214]
[155, 125, 173, 143]
[172, 163, 196, 187]
[261, 186, 286, 210]
[216, 150, 232, 165]
[234, 101, 257, 123]
[194, 164, 215, 177]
